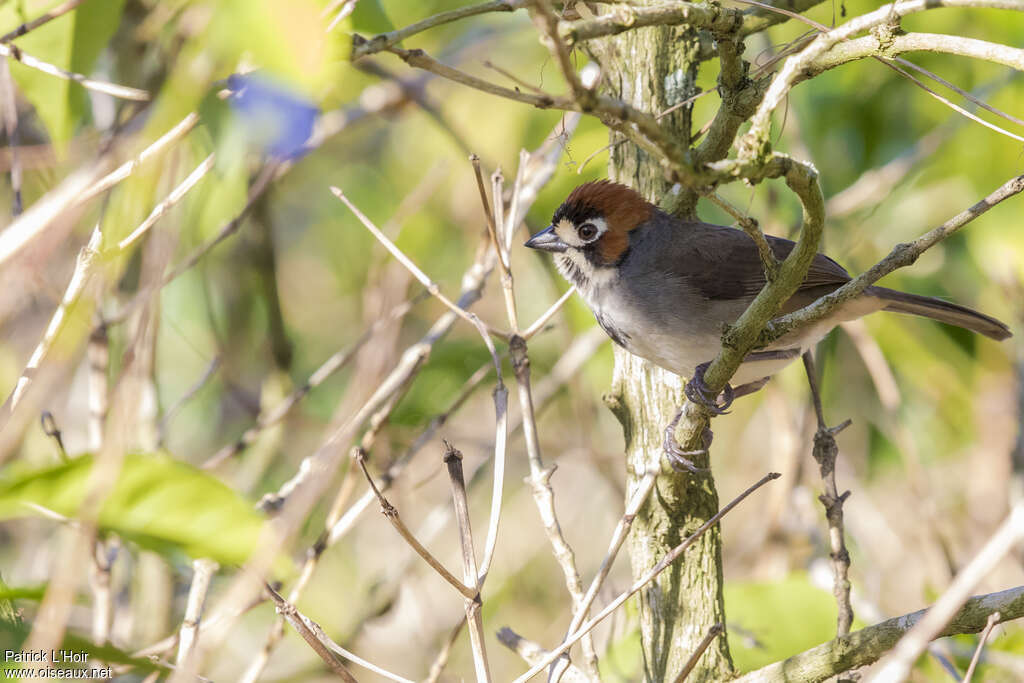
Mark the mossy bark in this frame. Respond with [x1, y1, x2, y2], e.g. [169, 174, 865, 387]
[595, 9, 734, 682]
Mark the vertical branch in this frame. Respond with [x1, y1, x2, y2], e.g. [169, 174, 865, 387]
[1, 58, 22, 215]
[443, 442, 492, 683]
[509, 332, 599, 677]
[87, 322, 114, 649]
[801, 351, 854, 637]
[596, 5, 732, 677]
[176, 559, 218, 667]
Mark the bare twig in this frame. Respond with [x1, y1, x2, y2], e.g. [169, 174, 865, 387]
[0, 112, 198, 269]
[704, 192, 778, 281]
[443, 442, 492, 682]
[802, 352, 855, 637]
[425, 616, 467, 683]
[497, 628, 591, 682]
[565, 467, 657, 639]
[0, 0, 87, 42]
[522, 286, 576, 340]
[158, 357, 222, 448]
[118, 154, 216, 249]
[176, 560, 218, 667]
[741, 0, 1024, 154]
[963, 611, 1001, 683]
[356, 451, 476, 599]
[558, 1, 742, 45]
[673, 623, 726, 683]
[764, 172, 1024, 345]
[871, 505, 1024, 683]
[351, 0, 530, 59]
[1, 59, 21, 215]
[477, 383, 509, 582]
[0, 41, 149, 100]
[509, 330, 600, 678]
[262, 584, 358, 683]
[331, 185, 505, 360]
[9, 226, 103, 409]
[203, 294, 419, 467]
[512, 472, 781, 682]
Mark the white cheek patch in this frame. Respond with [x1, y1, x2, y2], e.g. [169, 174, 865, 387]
[554, 217, 608, 247]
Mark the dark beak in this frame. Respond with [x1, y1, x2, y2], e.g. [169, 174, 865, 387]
[525, 225, 568, 253]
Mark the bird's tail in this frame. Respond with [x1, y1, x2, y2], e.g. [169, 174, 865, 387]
[868, 286, 1012, 340]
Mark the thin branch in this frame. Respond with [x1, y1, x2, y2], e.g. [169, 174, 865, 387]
[497, 628, 592, 683]
[1, 59, 22, 215]
[477, 383, 508, 582]
[763, 172, 1024, 345]
[0, 42, 149, 100]
[176, 560, 218, 667]
[704, 192, 778, 281]
[963, 611, 1001, 683]
[565, 468, 657, 638]
[875, 58, 1024, 143]
[511, 472, 781, 683]
[356, 451, 476, 599]
[893, 57, 1024, 128]
[558, 1, 743, 45]
[9, 226, 103, 409]
[802, 352, 855, 637]
[0, 112, 199, 269]
[118, 154, 216, 249]
[425, 617, 467, 683]
[533, 0, 588, 101]
[741, 0, 1024, 155]
[158, 356, 222, 448]
[443, 442, 492, 682]
[0, 0, 88, 42]
[331, 185, 505, 359]
[522, 286, 576, 340]
[736, 586, 1024, 682]
[509, 331, 600, 677]
[262, 584, 359, 683]
[351, 0, 529, 60]
[871, 505, 1024, 683]
[203, 294, 419, 467]
[673, 623, 725, 683]
[818, 32, 1024, 75]
[740, 0, 828, 37]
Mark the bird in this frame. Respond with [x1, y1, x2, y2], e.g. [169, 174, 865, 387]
[525, 180, 1011, 471]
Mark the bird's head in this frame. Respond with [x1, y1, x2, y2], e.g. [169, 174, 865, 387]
[525, 181, 653, 289]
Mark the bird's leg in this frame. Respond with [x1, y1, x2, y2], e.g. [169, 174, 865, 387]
[684, 361, 735, 415]
[662, 405, 710, 473]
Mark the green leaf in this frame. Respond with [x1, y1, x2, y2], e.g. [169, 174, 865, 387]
[0, 453, 287, 572]
[0, 0, 126, 150]
[349, 0, 395, 35]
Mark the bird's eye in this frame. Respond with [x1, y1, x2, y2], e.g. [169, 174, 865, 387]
[578, 223, 598, 240]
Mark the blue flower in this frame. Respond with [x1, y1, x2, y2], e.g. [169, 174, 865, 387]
[226, 73, 319, 160]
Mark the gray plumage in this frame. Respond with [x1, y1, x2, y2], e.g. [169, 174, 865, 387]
[527, 183, 1011, 388]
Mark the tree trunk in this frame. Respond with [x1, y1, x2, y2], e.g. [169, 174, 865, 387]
[595, 11, 734, 682]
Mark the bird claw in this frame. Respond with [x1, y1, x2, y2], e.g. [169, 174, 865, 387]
[684, 361, 734, 415]
[663, 407, 709, 474]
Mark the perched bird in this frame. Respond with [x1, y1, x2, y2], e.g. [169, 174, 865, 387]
[526, 180, 1011, 470]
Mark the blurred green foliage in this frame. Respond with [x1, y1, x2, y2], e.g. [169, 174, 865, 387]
[0, 0, 1022, 679]
[0, 453, 285, 571]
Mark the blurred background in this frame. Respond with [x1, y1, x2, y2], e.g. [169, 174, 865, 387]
[1, 0, 1023, 680]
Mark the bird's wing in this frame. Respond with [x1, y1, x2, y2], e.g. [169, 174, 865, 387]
[673, 223, 851, 305]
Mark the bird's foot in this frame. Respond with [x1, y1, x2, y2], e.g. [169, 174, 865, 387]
[684, 361, 734, 415]
[663, 406, 710, 474]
